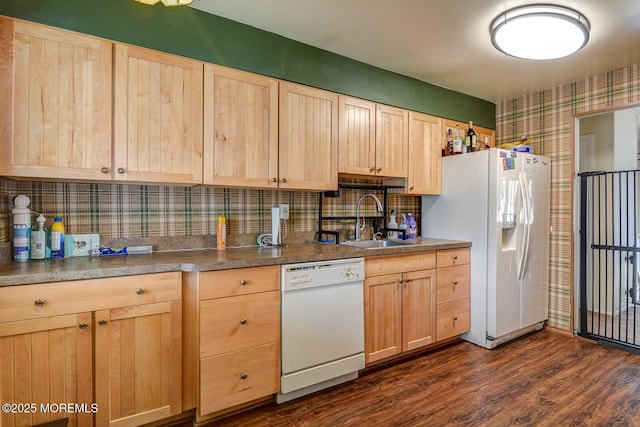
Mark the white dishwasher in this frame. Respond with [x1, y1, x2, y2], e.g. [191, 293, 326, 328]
[277, 257, 365, 404]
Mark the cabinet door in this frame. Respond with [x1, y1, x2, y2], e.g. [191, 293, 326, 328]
[375, 104, 408, 178]
[279, 82, 338, 190]
[364, 274, 402, 364]
[203, 65, 278, 188]
[114, 44, 203, 184]
[407, 112, 442, 195]
[94, 301, 182, 426]
[0, 17, 112, 181]
[402, 269, 436, 352]
[338, 96, 376, 176]
[0, 313, 93, 427]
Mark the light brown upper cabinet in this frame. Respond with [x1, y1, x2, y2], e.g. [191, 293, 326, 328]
[202, 65, 278, 188]
[339, 96, 408, 178]
[407, 112, 442, 195]
[279, 82, 339, 191]
[0, 18, 113, 181]
[114, 44, 203, 184]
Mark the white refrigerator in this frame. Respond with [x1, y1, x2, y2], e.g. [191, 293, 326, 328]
[422, 148, 551, 349]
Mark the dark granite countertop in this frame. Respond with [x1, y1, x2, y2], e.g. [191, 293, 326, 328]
[0, 238, 470, 287]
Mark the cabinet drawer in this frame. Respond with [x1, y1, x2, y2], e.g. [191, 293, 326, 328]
[199, 342, 279, 415]
[436, 248, 470, 268]
[200, 291, 280, 357]
[200, 265, 280, 300]
[436, 264, 470, 304]
[365, 252, 436, 277]
[436, 298, 470, 341]
[0, 272, 181, 323]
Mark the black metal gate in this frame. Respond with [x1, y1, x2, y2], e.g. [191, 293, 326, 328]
[578, 170, 640, 351]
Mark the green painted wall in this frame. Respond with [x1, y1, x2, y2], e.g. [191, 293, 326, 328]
[0, 0, 495, 129]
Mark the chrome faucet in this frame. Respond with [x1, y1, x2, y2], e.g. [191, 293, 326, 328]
[355, 193, 383, 241]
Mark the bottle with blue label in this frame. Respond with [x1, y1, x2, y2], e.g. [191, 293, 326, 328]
[50, 217, 65, 259]
[407, 213, 417, 239]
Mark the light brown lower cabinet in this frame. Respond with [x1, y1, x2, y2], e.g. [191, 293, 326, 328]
[0, 272, 182, 427]
[364, 248, 471, 365]
[0, 312, 94, 427]
[182, 265, 280, 422]
[436, 248, 471, 341]
[94, 300, 182, 426]
[364, 252, 437, 365]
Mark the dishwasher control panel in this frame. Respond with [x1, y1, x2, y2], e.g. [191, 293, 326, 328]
[281, 258, 364, 291]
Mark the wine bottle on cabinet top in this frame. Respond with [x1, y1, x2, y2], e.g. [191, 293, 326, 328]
[467, 121, 477, 152]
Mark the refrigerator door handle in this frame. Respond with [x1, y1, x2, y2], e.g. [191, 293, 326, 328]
[517, 172, 532, 280]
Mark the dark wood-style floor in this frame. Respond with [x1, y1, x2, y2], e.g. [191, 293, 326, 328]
[206, 330, 640, 426]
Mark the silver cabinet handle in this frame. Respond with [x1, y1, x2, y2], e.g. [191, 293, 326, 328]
[98, 319, 108, 326]
[240, 373, 248, 380]
[34, 299, 45, 307]
[240, 279, 248, 286]
[101, 167, 109, 173]
[136, 288, 144, 295]
[240, 318, 248, 325]
[79, 321, 89, 329]
[117, 167, 125, 174]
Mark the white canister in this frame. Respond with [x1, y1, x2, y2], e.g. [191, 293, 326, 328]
[12, 195, 31, 261]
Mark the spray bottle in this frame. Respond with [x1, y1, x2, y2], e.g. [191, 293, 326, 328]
[12, 195, 31, 261]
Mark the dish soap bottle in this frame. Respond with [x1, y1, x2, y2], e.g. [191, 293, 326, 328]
[399, 214, 408, 240]
[407, 213, 417, 239]
[50, 217, 65, 259]
[387, 210, 398, 239]
[31, 214, 49, 260]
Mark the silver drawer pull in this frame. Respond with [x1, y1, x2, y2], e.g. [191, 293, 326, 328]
[98, 319, 108, 326]
[34, 299, 45, 307]
[240, 318, 248, 325]
[78, 321, 88, 329]
[240, 279, 248, 286]
[136, 288, 144, 295]
[240, 373, 248, 380]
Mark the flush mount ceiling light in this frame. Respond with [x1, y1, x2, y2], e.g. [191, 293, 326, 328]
[490, 4, 590, 60]
[133, 0, 193, 6]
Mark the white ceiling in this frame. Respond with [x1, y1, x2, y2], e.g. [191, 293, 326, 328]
[189, 0, 640, 103]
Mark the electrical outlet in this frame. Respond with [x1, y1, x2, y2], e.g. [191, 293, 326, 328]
[279, 204, 290, 219]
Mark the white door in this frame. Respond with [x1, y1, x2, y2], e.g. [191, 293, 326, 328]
[519, 153, 551, 328]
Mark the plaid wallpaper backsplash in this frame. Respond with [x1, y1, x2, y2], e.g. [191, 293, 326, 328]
[0, 178, 420, 256]
[496, 63, 640, 332]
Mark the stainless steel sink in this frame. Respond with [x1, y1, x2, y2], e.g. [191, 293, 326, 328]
[339, 239, 413, 249]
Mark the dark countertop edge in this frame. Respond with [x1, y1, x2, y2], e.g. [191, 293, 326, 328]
[0, 239, 471, 287]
